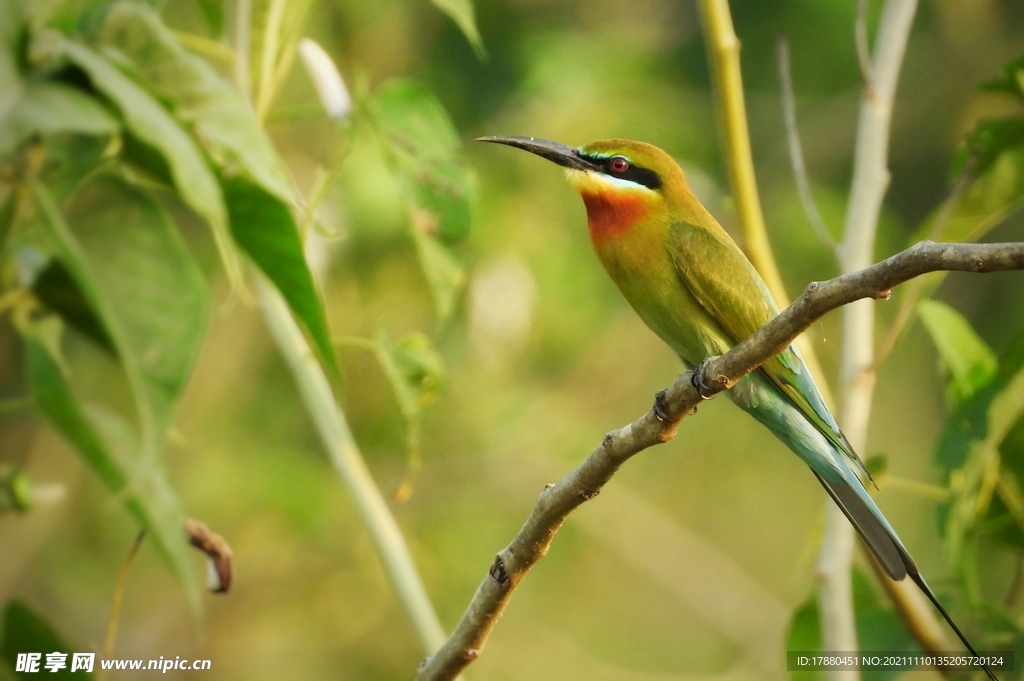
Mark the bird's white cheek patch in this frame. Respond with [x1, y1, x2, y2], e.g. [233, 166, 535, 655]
[566, 169, 653, 195]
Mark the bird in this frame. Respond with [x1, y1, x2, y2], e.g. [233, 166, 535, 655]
[479, 135, 996, 680]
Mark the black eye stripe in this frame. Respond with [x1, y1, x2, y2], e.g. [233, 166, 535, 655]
[580, 152, 663, 190]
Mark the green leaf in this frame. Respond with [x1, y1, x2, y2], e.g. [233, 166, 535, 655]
[0, 81, 119, 158]
[192, 0, 225, 34]
[375, 330, 443, 421]
[412, 229, 465, 327]
[918, 144, 1024, 247]
[937, 338, 1024, 475]
[429, 0, 486, 59]
[918, 299, 997, 407]
[987, 441, 1024, 550]
[26, 342, 198, 617]
[981, 54, 1024, 100]
[374, 79, 474, 238]
[222, 176, 338, 379]
[0, 602, 74, 678]
[89, 3, 294, 203]
[786, 569, 919, 681]
[935, 337, 1024, 568]
[952, 117, 1024, 179]
[43, 31, 243, 291]
[32, 260, 115, 354]
[372, 79, 473, 325]
[0, 470, 32, 513]
[31, 176, 208, 458]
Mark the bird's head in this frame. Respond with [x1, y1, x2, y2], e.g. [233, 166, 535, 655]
[478, 136, 693, 240]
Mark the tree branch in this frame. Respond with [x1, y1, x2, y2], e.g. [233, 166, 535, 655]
[413, 240, 1024, 681]
[776, 33, 837, 255]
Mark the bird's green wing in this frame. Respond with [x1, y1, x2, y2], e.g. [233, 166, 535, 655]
[666, 219, 861, 466]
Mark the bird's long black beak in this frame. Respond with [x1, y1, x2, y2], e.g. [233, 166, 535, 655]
[476, 136, 599, 172]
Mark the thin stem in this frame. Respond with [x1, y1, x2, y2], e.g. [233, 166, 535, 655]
[855, 0, 875, 93]
[101, 530, 146, 671]
[776, 33, 838, 256]
[254, 0, 287, 120]
[883, 475, 950, 502]
[333, 335, 378, 352]
[828, 0, 921, 672]
[232, 0, 251, 103]
[255, 274, 447, 655]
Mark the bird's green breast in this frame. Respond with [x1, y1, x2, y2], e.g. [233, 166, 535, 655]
[588, 213, 733, 364]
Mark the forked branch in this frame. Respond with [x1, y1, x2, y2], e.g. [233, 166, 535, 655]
[414, 240, 1024, 681]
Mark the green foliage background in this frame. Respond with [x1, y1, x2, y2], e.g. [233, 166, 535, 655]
[2, 0, 1024, 679]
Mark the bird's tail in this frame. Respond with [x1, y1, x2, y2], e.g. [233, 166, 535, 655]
[814, 473, 998, 681]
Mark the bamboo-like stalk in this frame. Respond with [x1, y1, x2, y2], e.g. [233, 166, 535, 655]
[695, 0, 834, 403]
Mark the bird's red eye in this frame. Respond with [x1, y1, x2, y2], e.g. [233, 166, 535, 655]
[609, 156, 629, 172]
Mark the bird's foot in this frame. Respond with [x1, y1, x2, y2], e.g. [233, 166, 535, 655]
[653, 389, 672, 422]
[691, 356, 722, 400]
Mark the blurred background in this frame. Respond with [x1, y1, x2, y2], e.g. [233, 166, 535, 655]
[3, 0, 1024, 679]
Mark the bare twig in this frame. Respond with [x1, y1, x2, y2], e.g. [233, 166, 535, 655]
[102, 530, 146, 668]
[855, 0, 875, 93]
[414, 241, 1024, 681]
[776, 33, 838, 255]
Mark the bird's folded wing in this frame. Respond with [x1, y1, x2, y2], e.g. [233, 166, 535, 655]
[666, 220, 866, 472]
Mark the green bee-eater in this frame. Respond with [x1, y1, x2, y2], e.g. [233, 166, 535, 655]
[480, 136, 994, 677]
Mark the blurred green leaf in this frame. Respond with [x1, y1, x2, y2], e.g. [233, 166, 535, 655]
[374, 78, 474, 243]
[0, 470, 32, 512]
[32, 260, 115, 354]
[917, 56, 1024, 250]
[31, 176, 208, 458]
[91, 3, 294, 203]
[953, 118, 1024, 179]
[0, 601, 74, 677]
[10, 300, 69, 378]
[429, 0, 486, 59]
[192, 0, 224, 34]
[918, 299, 997, 407]
[375, 330, 443, 421]
[918, 143, 1024, 247]
[936, 337, 1024, 475]
[936, 336, 1024, 570]
[786, 569, 919, 681]
[45, 32, 243, 289]
[412, 229, 465, 328]
[864, 454, 889, 480]
[0, 81, 119, 158]
[372, 329, 443, 502]
[26, 342, 198, 616]
[372, 79, 472, 326]
[222, 176, 339, 380]
[981, 55, 1024, 100]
